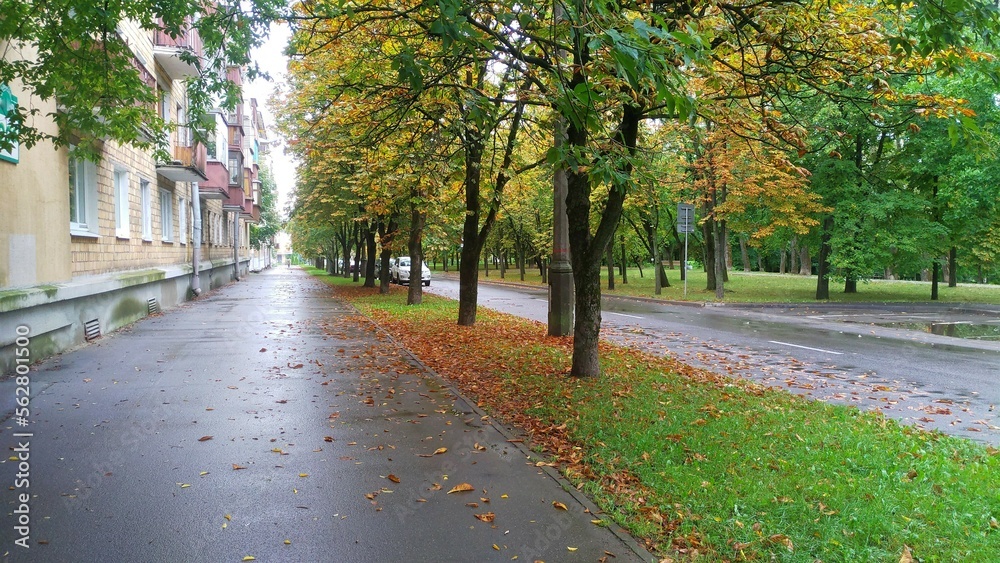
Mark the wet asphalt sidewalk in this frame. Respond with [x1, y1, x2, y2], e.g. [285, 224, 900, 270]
[1, 268, 650, 562]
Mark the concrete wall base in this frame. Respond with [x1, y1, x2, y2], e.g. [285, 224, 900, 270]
[0, 258, 251, 376]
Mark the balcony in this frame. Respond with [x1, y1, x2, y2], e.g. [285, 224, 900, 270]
[153, 26, 203, 81]
[156, 143, 208, 183]
[200, 161, 231, 199]
[245, 202, 261, 223]
[222, 185, 246, 213]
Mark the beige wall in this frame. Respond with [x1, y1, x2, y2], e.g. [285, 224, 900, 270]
[1, 26, 253, 289]
[0, 71, 72, 288]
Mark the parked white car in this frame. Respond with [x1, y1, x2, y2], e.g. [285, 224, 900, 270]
[390, 256, 431, 286]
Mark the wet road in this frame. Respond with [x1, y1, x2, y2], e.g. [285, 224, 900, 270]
[1, 269, 650, 562]
[426, 276, 1000, 445]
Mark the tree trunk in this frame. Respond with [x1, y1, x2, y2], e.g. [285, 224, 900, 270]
[636, 258, 643, 278]
[714, 218, 725, 300]
[653, 215, 662, 295]
[790, 237, 799, 275]
[352, 222, 361, 282]
[799, 244, 811, 275]
[458, 245, 481, 324]
[407, 195, 426, 305]
[377, 216, 397, 295]
[565, 98, 638, 377]
[724, 228, 733, 273]
[620, 238, 628, 284]
[779, 248, 787, 274]
[844, 275, 857, 293]
[363, 224, 377, 288]
[948, 247, 957, 287]
[455, 64, 526, 325]
[703, 213, 717, 291]
[931, 261, 940, 300]
[740, 236, 750, 272]
[658, 261, 670, 288]
[816, 215, 834, 299]
[606, 241, 615, 290]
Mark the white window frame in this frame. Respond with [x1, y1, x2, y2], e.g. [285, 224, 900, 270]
[69, 148, 98, 237]
[159, 189, 173, 242]
[178, 196, 187, 244]
[114, 166, 129, 238]
[160, 88, 171, 124]
[141, 179, 152, 241]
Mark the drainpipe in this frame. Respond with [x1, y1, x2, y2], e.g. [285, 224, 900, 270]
[233, 212, 241, 281]
[191, 182, 202, 296]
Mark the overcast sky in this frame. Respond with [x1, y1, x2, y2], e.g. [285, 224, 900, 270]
[246, 22, 295, 217]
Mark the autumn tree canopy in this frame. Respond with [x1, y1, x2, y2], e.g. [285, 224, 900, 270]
[279, 0, 1000, 377]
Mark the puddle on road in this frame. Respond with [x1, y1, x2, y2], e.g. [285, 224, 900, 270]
[875, 320, 1000, 340]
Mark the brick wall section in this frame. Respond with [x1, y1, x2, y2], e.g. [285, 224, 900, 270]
[69, 23, 250, 277]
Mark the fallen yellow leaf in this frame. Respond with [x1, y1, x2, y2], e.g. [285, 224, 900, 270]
[492, 544, 500, 551]
[552, 501, 568, 511]
[567, 546, 578, 551]
[900, 545, 914, 563]
[232, 464, 246, 470]
[283, 539, 291, 545]
[299, 473, 309, 478]
[224, 514, 232, 521]
[242, 557, 255, 561]
[179, 483, 191, 489]
[448, 483, 475, 494]
[387, 474, 401, 484]
[475, 512, 496, 523]
[434, 447, 448, 455]
[199, 471, 209, 476]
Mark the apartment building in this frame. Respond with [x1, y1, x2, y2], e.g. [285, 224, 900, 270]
[0, 19, 267, 374]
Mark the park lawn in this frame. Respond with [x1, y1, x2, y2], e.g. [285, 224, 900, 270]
[307, 267, 1000, 562]
[445, 265, 1000, 304]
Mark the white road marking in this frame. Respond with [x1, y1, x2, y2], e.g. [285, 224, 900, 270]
[605, 312, 644, 320]
[769, 340, 844, 355]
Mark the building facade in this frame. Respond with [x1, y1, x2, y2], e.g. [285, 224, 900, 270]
[0, 19, 268, 374]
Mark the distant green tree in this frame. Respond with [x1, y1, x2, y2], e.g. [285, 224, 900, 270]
[250, 164, 281, 250]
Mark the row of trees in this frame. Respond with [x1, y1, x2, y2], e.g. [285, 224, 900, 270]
[279, 0, 1000, 377]
[14, 1, 993, 378]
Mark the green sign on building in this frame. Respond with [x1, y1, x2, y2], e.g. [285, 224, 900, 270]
[0, 84, 19, 164]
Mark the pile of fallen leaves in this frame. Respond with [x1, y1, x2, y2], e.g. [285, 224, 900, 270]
[324, 281, 1000, 562]
[333, 284, 744, 556]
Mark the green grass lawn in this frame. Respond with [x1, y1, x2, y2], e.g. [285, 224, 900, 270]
[307, 267, 1000, 561]
[433, 264, 1000, 304]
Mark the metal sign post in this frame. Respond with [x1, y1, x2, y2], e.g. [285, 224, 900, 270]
[677, 203, 695, 298]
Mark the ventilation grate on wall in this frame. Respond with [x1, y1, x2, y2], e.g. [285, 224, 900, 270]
[147, 297, 161, 315]
[84, 318, 101, 341]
